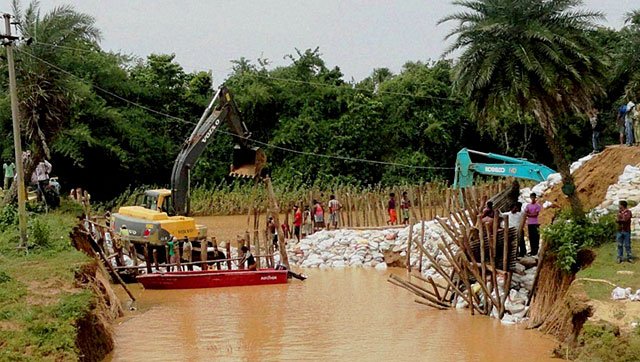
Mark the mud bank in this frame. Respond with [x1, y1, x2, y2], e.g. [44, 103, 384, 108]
[74, 260, 123, 362]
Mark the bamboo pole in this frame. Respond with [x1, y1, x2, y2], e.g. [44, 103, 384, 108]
[478, 216, 486, 282]
[406, 217, 413, 271]
[491, 215, 501, 313]
[409, 236, 473, 306]
[503, 215, 509, 271]
[226, 241, 232, 270]
[144, 243, 152, 274]
[264, 176, 289, 267]
[417, 187, 425, 272]
[153, 249, 159, 271]
[200, 238, 209, 271]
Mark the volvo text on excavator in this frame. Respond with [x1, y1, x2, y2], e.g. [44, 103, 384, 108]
[111, 86, 266, 245]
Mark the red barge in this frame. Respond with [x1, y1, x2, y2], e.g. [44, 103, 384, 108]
[136, 268, 288, 290]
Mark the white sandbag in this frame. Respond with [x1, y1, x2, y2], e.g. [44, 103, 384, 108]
[611, 286, 631, 300]
[374, 262, 387, 270]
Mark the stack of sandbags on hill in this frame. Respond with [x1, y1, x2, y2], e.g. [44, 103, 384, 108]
[518, 154, 594, 207]
[598, 165, 640, 209]
[592, 164, 640, 233]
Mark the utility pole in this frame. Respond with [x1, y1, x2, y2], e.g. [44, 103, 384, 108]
[2, 13, 28, 247]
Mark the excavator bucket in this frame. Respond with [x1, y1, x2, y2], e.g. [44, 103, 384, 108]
[230, 146, 266, 178]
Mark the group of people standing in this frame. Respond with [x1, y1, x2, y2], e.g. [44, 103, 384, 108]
[386, 192, 412, 225]
[480, 192, 542, 258]
[589, 101, 640, 153]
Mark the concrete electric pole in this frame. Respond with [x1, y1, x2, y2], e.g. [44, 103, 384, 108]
[2, 13, 28, 247]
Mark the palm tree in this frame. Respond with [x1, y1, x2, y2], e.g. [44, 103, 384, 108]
[2, 1, 100, 205]
[440, 0, 608, 216]
[619, 10, 640, 99]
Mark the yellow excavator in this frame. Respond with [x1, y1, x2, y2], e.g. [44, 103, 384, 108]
[111, 85, 265, 245]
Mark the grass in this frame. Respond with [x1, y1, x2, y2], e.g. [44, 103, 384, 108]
[577, 239, 640, 301]
[569, 322, 640, 361]
[0, 202, 94, 361]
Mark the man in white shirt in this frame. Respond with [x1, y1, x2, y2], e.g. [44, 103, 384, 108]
[32, 159, 52, 200]
[501, 202, 526, 257]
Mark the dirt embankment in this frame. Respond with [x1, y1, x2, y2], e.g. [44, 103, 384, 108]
[74, 260, 123, 362]
[540, 145, 640, 224]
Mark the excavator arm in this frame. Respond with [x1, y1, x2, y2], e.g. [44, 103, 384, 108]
[170, 86, 266, 215]
[453, 148, 556, 188]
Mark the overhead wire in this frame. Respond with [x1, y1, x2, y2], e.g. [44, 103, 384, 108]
[16, 48, 454, 171]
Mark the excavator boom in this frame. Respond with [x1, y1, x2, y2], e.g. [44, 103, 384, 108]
[170, 86, 266, 215]
[453, 148, 556, 188]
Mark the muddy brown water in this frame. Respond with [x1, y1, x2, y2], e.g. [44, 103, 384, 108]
[106, 268, 556, 361]
[194, 214, 286, 244]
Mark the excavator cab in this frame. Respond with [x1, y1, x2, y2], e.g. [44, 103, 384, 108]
[230, 146, 266, 178]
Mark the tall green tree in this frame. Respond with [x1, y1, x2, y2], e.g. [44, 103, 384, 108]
[1, 0, 101, 205]
[441, 0, 608, 216]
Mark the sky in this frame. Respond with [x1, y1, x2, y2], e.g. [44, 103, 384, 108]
[7, 0, 638, 85]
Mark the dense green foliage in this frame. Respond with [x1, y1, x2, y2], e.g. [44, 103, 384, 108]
[541, 210, 616, 272]
[441, 0, 610, 216]
[0, 1, 638, 204]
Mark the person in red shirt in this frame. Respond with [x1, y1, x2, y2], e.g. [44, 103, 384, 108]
[293, 205, 303, 243]
[617, 200, 633, 263]
[387, 193, 397, 225]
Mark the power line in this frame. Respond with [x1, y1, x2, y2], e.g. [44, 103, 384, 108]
[32, 41, 99, 54]
[17, 48, 192, 124]
[15, 49, 454, 171]
[216, 129, 454, 170]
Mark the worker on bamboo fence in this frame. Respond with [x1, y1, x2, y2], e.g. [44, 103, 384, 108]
[481, 201, 495, 237]
[119, 225, 130, 252]
[400, 191, 411, 225]
[238, 246, 257, 271]
[524, 193, 541, 256]
[313, 199, 325, 230]
[268, 217, 278, 251]
[302, 205, 313, 237]
[167, 236, 179, 272]
[181, 236, 193, 271]
[387, 193, 397, 225]
[211, 244, 226, 270]
[501, 202, 525, 257]
[293, 205, 302, 243]
[327, 195, 342, 230]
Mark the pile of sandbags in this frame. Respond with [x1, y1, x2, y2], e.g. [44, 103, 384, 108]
[287, 220, 453, 277]
[598, 165, 640, 209]
[518, 153, 594, 206]
[453, 256, 537, 324]
[591, 164, 640, 233]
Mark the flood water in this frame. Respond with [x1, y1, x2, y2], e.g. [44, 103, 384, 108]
[106, 268, 556, 362]
[194, 214, 285, 243]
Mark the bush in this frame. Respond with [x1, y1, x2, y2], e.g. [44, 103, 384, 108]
[28, 218, 52, 250]
[573, 322, 640, 361]
[542, 210, 617, 272]
[0, 205, 18, 229]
